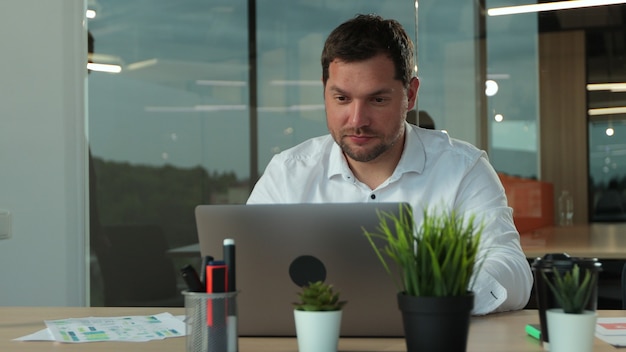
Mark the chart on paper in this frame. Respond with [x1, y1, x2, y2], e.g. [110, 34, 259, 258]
[43, 312, 185, 343]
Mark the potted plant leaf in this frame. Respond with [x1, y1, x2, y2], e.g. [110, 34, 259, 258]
[542, 264, 599, 352]
[363, 204, 484, 352]
[293, 281, 347, 352]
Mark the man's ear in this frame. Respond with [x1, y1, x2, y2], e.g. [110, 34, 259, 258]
[407, 77, 420, 110]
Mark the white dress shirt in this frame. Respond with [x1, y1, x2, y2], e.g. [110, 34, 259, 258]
[247, 122, 533, 315]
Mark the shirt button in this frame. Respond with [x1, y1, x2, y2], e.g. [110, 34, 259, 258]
[370, 194, 376, 200]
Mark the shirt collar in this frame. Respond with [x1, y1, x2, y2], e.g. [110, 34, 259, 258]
[328, 141, 351, 180]
[327, 122, 426, 180]
[395, 122, 426, 175]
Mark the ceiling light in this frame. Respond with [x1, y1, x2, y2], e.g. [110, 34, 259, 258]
[87, 63, 121, 73]
[587, 83, 626, 91]
[127, 58, 158, 71]
[487, 73, 510, 80]
[196, 80, 246, 87]
[145, 105, 247, 113]
[588, 107, 626, 116]
[485, 80, 499, 96]
[488, 0, 626, 16]
[269, 80, 321, 87]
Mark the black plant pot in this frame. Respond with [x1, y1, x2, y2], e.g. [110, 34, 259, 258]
[397, 292, 474, 352]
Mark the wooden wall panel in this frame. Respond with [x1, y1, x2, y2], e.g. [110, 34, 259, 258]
[539, 31, 588, 224]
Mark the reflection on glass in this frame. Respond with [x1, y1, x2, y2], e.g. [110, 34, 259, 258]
[255, 1, 416, 170]
[87, 0, 417, 307]
[88, 0, 251, 306]
[486, 0, 539, 179]
[589, 120, 626, 221]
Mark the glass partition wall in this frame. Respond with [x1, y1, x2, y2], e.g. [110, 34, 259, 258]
[87, 0, 626, 306]
[87, 0, 417, 306]
[588, 25, 626, 222]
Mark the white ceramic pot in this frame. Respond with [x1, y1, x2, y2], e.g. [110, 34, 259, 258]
[546, 308, 597, 352]
[294, 309, 342, 352]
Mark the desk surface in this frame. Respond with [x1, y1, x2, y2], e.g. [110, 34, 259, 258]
[1, 307, 624, 351]
[171, 223, 626, 260]
[521, 223, 626, 259]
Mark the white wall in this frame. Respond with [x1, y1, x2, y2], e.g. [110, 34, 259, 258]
[0, 0, 87, 306]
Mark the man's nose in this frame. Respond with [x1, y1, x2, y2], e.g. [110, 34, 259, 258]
[348, 101, 370, 127]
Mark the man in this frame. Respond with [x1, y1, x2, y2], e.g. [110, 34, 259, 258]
[247, 14, 532, 315]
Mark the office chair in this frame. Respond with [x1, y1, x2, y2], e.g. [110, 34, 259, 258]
[96, 224, 184, 307]
[595, 259, 626, 309]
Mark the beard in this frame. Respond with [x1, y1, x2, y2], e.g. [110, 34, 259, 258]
[340, 140, 388, 162]
[337, 127, 398, 163]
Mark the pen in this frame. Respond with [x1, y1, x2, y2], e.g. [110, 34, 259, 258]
[223, 238, 237, 352]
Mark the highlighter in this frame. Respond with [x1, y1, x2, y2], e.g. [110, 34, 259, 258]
[525, 323, 541, 340]
[206, 260, 228, 351]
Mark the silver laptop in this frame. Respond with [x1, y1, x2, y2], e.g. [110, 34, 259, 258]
[194, 202, 408, 337]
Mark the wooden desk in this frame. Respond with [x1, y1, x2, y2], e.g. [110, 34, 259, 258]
[173, 224, 626, 260]
[1, 307, 624, 351]
[521, 223, 626, 259]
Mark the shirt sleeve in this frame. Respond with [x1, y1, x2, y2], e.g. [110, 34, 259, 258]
[456, 154, 534, 315]
[247, 155, 287, 204]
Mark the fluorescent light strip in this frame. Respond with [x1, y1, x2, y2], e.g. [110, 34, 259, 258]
[588, 107, 626, 116]
[145, 105, 247, 113]
[259, 104, 324, 112]
[87, 63, 122, 73]
[587, 83, 626, 91]
[487, 73, 510, 79]
[127, 58, 158, 71]
[270, 80, 321, 86]
[144, 104, 327, 113]
[488, 0, 626, 16]
[196, 80, 246, 87]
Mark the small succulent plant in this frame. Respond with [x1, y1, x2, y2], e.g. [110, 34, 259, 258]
[293, 281, 347, 311]
[542, 264, 597, 314]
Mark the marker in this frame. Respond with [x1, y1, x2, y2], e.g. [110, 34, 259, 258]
[206, 260, 228, 299]
[206, 260, 228, 351]
[525, 323, 541, 340]
[223, 239, 237, 352]
[180, 264, 204, 292]
[223, 239, 236, 292]
[200, 255, 214, 291]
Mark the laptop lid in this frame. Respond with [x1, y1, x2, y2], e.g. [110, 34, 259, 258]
[194, 202, 407, 337]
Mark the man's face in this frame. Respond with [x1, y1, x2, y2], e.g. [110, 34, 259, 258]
[324, 54, 418, 164]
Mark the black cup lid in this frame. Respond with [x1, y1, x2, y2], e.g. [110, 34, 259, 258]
[531, 252, 602, 271]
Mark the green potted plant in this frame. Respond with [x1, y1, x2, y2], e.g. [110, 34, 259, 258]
[542, 264, 598, 352]
[363, 204, 484, 352]
[293, 281, 346, 352]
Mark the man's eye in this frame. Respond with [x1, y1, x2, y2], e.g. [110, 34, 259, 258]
[372, 97, 387, 104]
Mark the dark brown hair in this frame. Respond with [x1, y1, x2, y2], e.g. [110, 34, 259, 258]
[321, 14, 415, 88]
